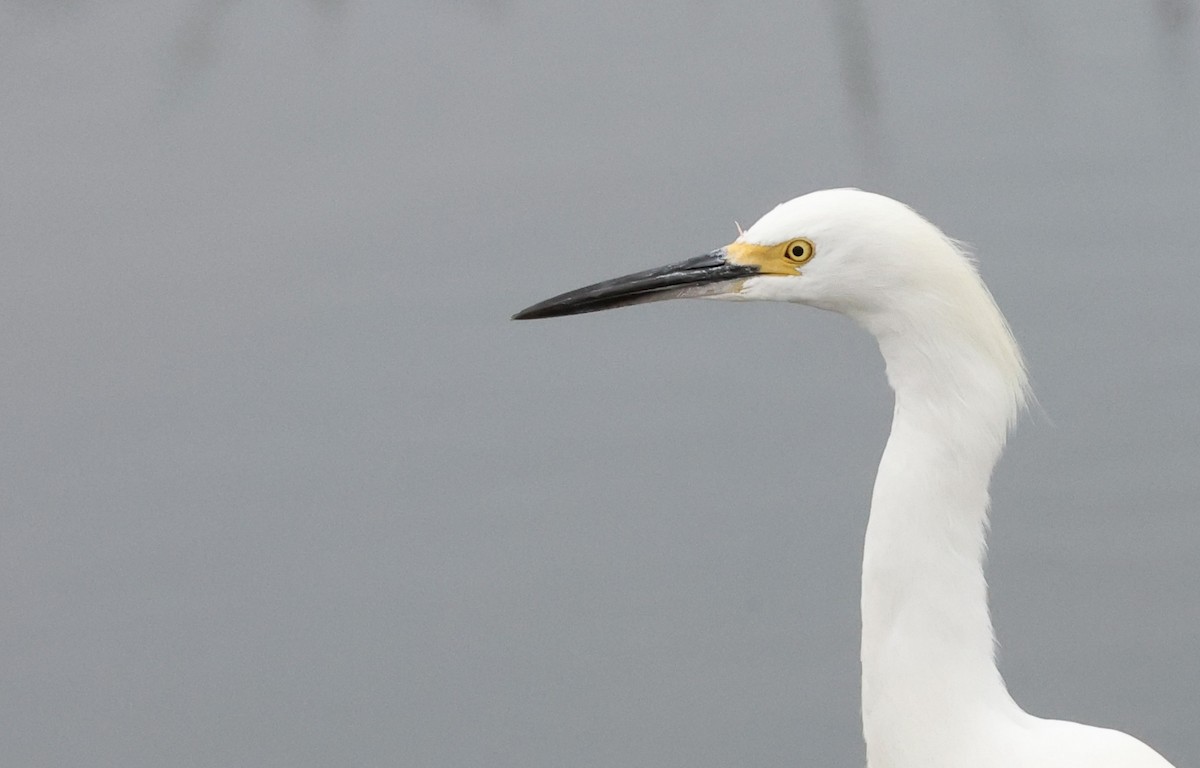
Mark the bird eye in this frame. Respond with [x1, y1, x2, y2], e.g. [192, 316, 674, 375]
[784, 238, 814, 264]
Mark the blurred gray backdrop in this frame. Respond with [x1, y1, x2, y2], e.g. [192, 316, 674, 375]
[2, 1, 1198, 766]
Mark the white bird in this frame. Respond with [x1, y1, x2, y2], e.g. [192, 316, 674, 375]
[514, 189, 1179, 768]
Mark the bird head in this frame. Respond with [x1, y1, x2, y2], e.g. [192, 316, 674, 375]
[512, 189, 961, 323]
[514, 187, 1029, 445]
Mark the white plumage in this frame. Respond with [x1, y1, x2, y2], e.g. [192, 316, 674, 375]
[515, 189, 1178, 768]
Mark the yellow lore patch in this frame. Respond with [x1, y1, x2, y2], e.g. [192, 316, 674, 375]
[725, 238, 815, 275]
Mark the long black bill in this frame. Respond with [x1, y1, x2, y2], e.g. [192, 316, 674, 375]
[512, 248, 758, 320]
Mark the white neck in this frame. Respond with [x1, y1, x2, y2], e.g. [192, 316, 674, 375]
[855, 283, 1029, 767]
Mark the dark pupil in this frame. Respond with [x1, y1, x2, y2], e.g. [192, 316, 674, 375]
[791, 245, 805, 258]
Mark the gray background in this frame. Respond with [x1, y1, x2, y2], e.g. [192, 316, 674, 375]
[2, 1, 1198, 766]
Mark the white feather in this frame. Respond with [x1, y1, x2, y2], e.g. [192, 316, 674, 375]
[735, 189, 1175, 768]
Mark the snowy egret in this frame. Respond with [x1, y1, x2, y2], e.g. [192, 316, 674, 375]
[513, 189, 1178, 768]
